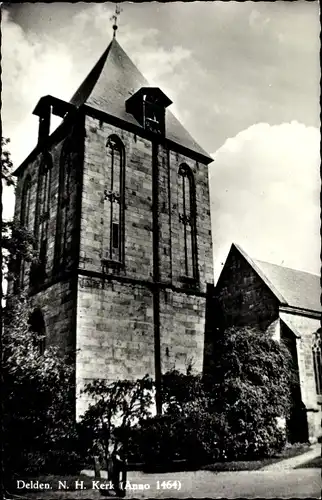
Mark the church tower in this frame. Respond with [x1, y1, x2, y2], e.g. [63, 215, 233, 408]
[13, 35, 214, 417]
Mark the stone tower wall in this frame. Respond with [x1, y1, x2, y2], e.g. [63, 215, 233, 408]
[12, 123, 83, 352]
[76, 115, 213, 417]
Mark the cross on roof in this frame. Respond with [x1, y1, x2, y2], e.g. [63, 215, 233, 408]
[110, 3, 122, 38]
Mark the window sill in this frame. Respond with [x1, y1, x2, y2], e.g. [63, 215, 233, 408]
[179, 275, 198, 285]
[101, 259, 125, 270]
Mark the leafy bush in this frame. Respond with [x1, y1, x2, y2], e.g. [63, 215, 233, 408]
[128, 325, 293, 465]
[2, 294, 82, 478]
[80, 326, 293, 468]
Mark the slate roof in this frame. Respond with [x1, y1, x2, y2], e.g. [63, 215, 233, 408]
[70, 38, 212, 162]
[253, 259, 321, 312]
[233, 244, 321, 312]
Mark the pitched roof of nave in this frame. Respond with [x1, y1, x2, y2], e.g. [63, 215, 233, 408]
[69, 37, 212, 163]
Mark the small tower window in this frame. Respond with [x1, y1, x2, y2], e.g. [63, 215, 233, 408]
[312, 330, 322, 395]
[103, 135, 125, 263]
[143, 96, 165, 135]
[125, 87, 172, 136]
[178, 163, 198, 281]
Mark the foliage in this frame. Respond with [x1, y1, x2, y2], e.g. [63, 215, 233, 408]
[206, 326, 293, 459]
[80, 376, 154, 468]
[2, 293, 80, 476]
[1, 137, 37, 291]
[209, 326, 295, 418]
[2, 218, 38, 287]
[1, 137, 15, 186]
[161, 369, 207, 417]
[126, 328, 293, 465]
[2, 138, 82, 483]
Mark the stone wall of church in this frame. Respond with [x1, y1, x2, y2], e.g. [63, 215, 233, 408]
[14, 126, 81, 289]
[80, 115, 213, 286]
[289, 315, 321, 441]
[75, 114, 213, 417]
[215, 246, 280, 330]
[29, 278, 77, 352]
[75, 276, 155, 419]
[12, 125, 81, 353]
[159, 290, 207, 374]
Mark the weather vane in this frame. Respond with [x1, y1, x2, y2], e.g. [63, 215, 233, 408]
[111, 3, 122, 38]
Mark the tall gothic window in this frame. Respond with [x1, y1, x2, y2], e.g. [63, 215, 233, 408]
[20, 175, 32, 229]
[31, 153, 52, 286]
[54, 139, 72, 271]
[17, 175, 32, 290]
[178, 163, 198, 280]
[103, 135, 125, 263]
[312, 330, 322, 395]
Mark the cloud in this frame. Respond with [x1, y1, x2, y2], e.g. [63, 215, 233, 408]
[209, 121, 320, 281]
[1, 10, 79, 166]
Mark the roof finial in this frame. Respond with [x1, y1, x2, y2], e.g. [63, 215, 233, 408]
[111, 3, 122, 38]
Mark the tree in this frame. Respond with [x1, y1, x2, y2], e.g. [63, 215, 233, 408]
[2, 293, 77, 479]
[1, 139, 80, 494]
[1, 138, 37, 294]
[1, 137, 15, 187]
[80, 376, 154, 492]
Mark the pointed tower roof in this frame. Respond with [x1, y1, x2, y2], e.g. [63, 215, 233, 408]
[70, 38, 212, 163]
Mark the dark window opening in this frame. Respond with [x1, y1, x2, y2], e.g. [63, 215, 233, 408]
[112, 223, 119, 249]
[125, 87, 171, 136]
[29, 308, 46, 355]
[103, 135, 125, 263]
[144, 100, 164, 134]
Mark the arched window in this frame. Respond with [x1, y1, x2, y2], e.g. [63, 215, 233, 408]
[32, 153, 52, 286]
[178, 163, 198, 280]
[103, 135, 125, 263]
[54, 139, 72, 271]
[312, 330, 322, 395]
[29, 308, 46, 355]
[17, 175, 32, 290]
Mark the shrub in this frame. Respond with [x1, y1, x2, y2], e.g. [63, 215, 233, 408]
[2, 294, 81, 479]
[205, 327, 294, 458]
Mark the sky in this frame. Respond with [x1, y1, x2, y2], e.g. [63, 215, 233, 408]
[1, 1, 320, 281]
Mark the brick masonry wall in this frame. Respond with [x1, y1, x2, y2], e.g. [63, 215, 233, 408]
[76, 276, 155, 418]
[215, 246, 280, 329]
[13, 123, 82, 351]
[80, 118, 154, 279]
[159, 290, 207, 375]
[76, 115, 213, 416]
[15, 125, 83, 278]
[281, 313, 321, 440]
[29, 279, 77, 352]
